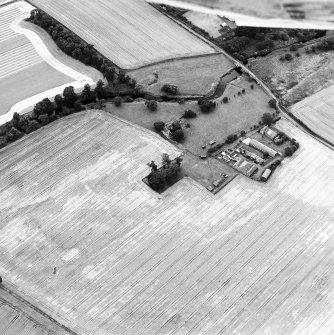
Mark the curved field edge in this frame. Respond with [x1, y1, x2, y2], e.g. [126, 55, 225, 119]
[0, 110, 333, 334]
[0, 2, 102, 125]
[28, 0, 216, 70]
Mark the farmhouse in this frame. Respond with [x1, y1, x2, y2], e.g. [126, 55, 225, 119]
[243, 137, 279, 157]
[260, 125, 278, 140]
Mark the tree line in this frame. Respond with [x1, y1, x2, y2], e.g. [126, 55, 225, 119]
[28, 9, 136, 89]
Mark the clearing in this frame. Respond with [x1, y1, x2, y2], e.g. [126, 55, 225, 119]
[0, 2, 98, 121]
[183, 11, 223, 38]
[248, 36, 334, 106]
[29, 0, 216, 69]
[0, 110, 333, 334]
[291, 84, 334, 145]
[129, 53, 234, 96]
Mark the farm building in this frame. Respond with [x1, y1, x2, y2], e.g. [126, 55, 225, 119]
[243, 138, 279, 157]
[234, 158, 258, 177]
[241, 148, 265, 164]
[260, 126, 278, 140]
[261, 168, 272, 181]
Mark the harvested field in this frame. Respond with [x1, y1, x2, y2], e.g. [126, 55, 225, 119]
[291, 84, 334, 144]
[0, 110, 334, 334]
[0, 2, 94, 119]
[29, 0, 216, 69]
[0, 287, 71, 335]
[129, 53, 234, 96]
[248, 40, 334, 105]
[183, 11, 223, 38]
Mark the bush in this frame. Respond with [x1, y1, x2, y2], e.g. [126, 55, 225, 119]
[161, 84, 178, 95]
[38, 114, 50, 125]
[145, 100, 158, 111]
[199, 100, 216, 113]
[290, 45, 298, 52]
[74, 101, 83, 112]
[172, 129, 184, 141]
[0, 136, 7, 149]
[154, 121, 165, 131]
[222, 97, 229, 103]
[240, 130, 246, 136]
[285, 53, 293, 61]
[182, 109, 196, 118]
[26, 120, 41, 134]
[284, 146, 294, 156]
[225, 134, 238, 144]
[268, 99, 277, 109]
[262, 113, 274, 125]
[113, 96, 122, 107]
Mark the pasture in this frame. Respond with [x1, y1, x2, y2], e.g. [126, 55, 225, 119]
[0, 3, 72, 116]
[129, 53, 234, 96]
[0, 110, 334, 334]
[107, 76, 273, 156]
[29, 0, 216, 69]
[291, 84, 334, 144]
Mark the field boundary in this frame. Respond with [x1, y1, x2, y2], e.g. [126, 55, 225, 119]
[0, 285, 78, 335]
[127, 52, 223, 72]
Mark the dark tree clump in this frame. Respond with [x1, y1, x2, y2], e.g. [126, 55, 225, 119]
[198, 100, 216, 113]
[262, 113, 274, 125]
[182, 109, 196, 118]
[145, 100, 158, 111]
[63, 86, 78, 108]
[154, 121, 165, 131]
[161, 84, 178, 95]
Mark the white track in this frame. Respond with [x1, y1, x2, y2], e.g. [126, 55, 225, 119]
[0, 2, 96, 125]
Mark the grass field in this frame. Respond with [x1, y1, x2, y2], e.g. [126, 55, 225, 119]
[248, 39, 334, 105]
[0, 110, 333, 334]
[183, 11, 223, 38]
[0, 3, 72, 116]
[291, 84, 334, 144]
[107, 76, 273, 156]
[29, 0, 216, 69]
[129, 53, 234, 96]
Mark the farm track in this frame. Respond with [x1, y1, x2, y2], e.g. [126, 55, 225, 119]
[0, 111, 333, 334]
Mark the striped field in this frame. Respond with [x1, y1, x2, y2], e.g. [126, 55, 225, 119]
[0, 110, 333, 335]
[29, 0, 216, 69]
[291, 84, 334, 145]
[0, 3, 72, 116]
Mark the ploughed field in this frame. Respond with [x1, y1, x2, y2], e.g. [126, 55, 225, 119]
[0, 110, 334, 334]
[0, 3, 72, 116]
[291, 84, 334, 145]
[29, 0, 216, 69]
[0, 288, 71, 335]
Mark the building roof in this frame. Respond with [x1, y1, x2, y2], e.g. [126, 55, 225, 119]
[262, 168, 272, 179]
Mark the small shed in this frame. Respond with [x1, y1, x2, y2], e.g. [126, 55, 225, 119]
[261, 169, 272, 182]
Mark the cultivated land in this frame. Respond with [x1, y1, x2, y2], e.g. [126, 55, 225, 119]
[248, 39, 334, 105]
[29, 0, 216, 69]
[0, 111, 333, 334]
[0, 4, 71, 115]
[129, 53, 234, 96]
[0, 2, 99, 122]
[291, 84, 334, 144]
[0, 287, 72, 335]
